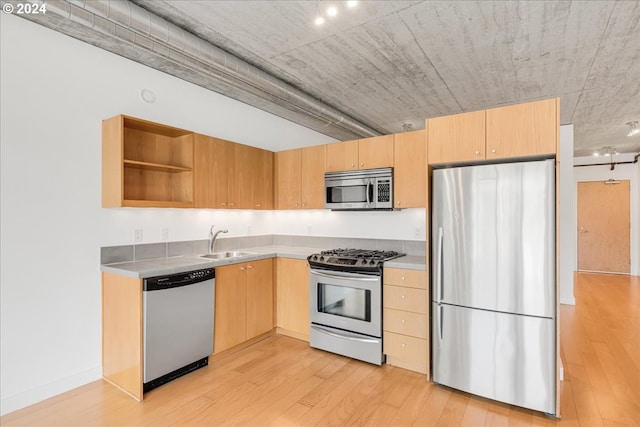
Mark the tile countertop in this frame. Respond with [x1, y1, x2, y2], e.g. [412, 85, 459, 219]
[100, 245, 427, 279]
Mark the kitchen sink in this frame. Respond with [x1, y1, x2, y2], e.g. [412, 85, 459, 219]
[200, 251, 254, 260]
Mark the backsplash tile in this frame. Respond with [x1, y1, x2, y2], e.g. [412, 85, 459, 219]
[101, 245, 134, 264]
[134, 243, 167, 260]
[168, 241, 196, 257]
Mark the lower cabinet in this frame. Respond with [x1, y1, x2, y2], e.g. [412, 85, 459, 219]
[213, 258, 274, 354]
[383, 267, 429, 375]
[276, 258, 310, 341]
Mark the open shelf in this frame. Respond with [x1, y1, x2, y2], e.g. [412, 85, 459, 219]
[123, 160, 192, 173]
[102, 115, 195, 208]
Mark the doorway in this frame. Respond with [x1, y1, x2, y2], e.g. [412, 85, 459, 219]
[577, 180, 630, 274]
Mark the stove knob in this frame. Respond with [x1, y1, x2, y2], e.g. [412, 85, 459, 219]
[312, 255, 318, 260]
[362, 259, 368, 265]
[319, 256, 324, 261]
[369, 259, 376, 265]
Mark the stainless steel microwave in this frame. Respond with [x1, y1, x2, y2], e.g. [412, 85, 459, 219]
[324, 167, 393, 210]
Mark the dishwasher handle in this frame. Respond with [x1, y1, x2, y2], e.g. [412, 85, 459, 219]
[144, 268, 215, 291]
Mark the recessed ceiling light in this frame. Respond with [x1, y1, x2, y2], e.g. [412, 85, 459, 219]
[347, 1, 358, 8]
[327, 6, 338, 17]
[315, 15, 325, 25]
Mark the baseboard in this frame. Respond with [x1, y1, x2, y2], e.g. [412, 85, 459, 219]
[0, 365, 101, 416]
[560, 296, 576, 305]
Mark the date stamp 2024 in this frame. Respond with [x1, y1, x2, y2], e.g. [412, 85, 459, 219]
[3, 2, 47, 15]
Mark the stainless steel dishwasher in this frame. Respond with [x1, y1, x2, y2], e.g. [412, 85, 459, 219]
[143, 267, 215, 393]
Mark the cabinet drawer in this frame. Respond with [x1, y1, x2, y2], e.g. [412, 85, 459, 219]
[383, 286, 427, 314]
[384, 331, 428, 372]
[384, 268, 427, 289]
[383, 308, 427, 339]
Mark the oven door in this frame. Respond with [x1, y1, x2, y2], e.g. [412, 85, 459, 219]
[310, 268, 381, 337]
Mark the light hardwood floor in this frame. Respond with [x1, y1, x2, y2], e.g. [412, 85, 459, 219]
[2, 272, 639, 426]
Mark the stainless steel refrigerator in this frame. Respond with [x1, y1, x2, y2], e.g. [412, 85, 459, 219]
[431, 159, 557, 415]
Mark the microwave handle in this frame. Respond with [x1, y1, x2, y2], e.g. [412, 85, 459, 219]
[367, 179, 373, 206]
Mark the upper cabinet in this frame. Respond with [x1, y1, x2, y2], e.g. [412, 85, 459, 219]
[485, 98, 558, 159]
[427, 98, 558, 165]
[393, 130, 426, 208]
[194, 134, 232, 209]
[102, 115, 195, 208]
[427, 110, 486, 164]
[325, 139, 358, 171]
[194, 135, 273, 210]
[231, 143, 273, 210]
[325, 135, 393, 172]
[275, 145, 326, 209]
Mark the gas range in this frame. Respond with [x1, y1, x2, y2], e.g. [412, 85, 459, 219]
[307, 248, 405, 273]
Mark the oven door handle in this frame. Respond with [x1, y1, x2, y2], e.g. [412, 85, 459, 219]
[311, 325, 379, 343]
[310, 269, 380, 282]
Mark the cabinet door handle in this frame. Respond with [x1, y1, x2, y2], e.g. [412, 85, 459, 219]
[475, 150, 480, 155]
[247, 265, 253, 270]
[228, 203, 235, 207]
[221, 202, 227, 206]
[240, 266, 245, 272]
[401, 276, 405, 281]
[401, 295, 405, 299]
[401, 319, 406, 323]
[255, 204, 261, 207]
[351, 163, 355, 168]
[491, 149, 497, 153]
[360, 163, 365, 167]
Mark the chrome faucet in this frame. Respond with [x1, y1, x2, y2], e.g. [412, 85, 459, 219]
[208, 225, 228, 254]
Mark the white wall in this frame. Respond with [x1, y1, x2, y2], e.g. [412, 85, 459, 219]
[573, 154, 640, 276]
[0, 15, 427, 415]
[559, 125, 576, 305]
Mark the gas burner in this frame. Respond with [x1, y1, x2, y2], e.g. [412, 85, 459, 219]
[308, 248, 405, 273]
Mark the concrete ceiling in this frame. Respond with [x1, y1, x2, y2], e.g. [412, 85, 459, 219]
[16, 0, 640, 156]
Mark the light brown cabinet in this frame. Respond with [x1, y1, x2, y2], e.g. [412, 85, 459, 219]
[427, 110, 486, 164]
[485, 98, 558, 159]
[102, 115, 195, 208]
[194, 135, 273, 210]
[275, 145, 326, 209]
[229, 143, 274, 210]
[383, 267, 429, 375]
[276, 258, 310, 341]
[325, 135, 393, 172]
[428, 98, 558, 165]
[194, 134, 232, 209]
[214, 258, 274, 353]
[393, 130, 426, 208]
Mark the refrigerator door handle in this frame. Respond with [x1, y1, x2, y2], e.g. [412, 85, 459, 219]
[436, 227, 444, 303]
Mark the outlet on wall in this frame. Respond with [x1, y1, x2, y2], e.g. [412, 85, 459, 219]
[134, 228, 143, 243]
[161, 228, 169, 241]
[415, 227, 421, 238]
